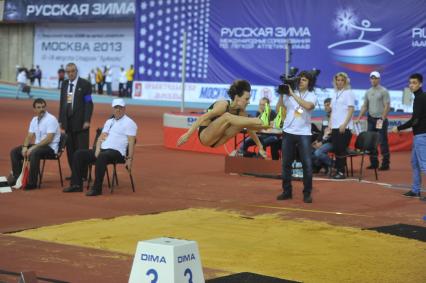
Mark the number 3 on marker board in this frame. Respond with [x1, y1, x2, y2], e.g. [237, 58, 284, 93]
[184, 268, 193, 283]
[146, 268, 158, 283]
[145, 268, 192, 283]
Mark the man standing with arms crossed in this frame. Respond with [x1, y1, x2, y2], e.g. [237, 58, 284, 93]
[356, 71, 391, 170]
[59, 63, 94, 173]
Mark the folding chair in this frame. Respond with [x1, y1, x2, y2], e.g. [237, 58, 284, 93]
[347, 131, 380, 181]
[108, 158, 135, 193]
[38, 133, 67, 188]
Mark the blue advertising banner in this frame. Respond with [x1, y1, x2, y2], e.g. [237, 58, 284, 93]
[135, 0, 426, 92]
[3, 0, 135, 22]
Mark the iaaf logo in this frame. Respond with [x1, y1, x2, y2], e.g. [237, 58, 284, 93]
[328, 7, 394, 73]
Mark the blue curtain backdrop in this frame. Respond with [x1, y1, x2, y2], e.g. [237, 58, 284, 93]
[135, 0, 426, 90]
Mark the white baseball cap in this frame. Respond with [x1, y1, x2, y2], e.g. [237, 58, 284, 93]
[369, 71, 381, 78]
[112, 98, 125, 107]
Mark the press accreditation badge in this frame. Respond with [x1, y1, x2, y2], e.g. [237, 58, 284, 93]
[294, 109, 301, 118]
[322, 120, 329, 126]
[67, 93, 73, 103]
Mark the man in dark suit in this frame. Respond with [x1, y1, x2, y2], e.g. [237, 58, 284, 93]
[59, 63, 94, 171]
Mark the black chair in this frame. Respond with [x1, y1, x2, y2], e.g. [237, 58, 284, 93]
[108, 158, 136, 193]
[86, 128, 135, 193]
[38, 133, 67, 188]
[347, 131, 380, 181]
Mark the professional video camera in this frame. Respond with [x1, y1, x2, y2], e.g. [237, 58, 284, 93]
[277, 67, 321, 95]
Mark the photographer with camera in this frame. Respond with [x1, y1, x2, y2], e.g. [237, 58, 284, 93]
[276, 71, 317, 203]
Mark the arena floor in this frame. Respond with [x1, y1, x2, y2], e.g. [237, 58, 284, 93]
[0, 98, 425, 283]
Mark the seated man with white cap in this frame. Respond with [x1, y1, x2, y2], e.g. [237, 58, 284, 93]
[63, 98, 137, 196]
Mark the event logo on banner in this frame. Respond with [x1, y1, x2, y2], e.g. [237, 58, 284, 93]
[328, 7, 395, 74]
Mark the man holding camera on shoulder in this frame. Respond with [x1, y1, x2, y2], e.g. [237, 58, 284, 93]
[276, 71, 317, 203]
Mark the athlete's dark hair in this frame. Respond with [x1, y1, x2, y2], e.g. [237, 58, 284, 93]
[227, 79, 251, 100]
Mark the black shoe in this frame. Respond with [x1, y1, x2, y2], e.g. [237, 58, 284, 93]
[64, 176, 87, 182]
[403, 191, 420, 198]
[378, 165, 390, 171]
[303, 194, 313, 203]
[86, 189, 102, 196]
[332, 172, 346, 179]
[276, 192, 292, 200]
[366, 165, 378, 170]
[24, 183, 37, 190]
[63, 185, 83, 193]
[420, 197, 426, 202]
[7, 174, 17, 186]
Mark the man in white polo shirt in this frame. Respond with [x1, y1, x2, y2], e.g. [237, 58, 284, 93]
[63, 98, 137, 196]
[9, 98, 61, 189]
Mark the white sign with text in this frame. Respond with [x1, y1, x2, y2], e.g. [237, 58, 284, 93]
[34, 22, 134, 89]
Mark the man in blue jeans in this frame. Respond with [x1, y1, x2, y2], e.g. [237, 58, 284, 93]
[312, 98, 333, 174]
[276, 71, 317, 203]
[392, 73, 426, 200]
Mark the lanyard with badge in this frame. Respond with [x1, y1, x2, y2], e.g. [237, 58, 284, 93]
[335, 89, 345, 102]
[67, 83, 74, 104]
[36, 115, 44, 142]
[294, 91, 308, 119]
[107, 116, 123, 133]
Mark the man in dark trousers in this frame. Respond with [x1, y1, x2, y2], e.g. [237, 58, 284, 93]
[59, 62, 94, 173]
[9, 98, 61, 189]
[63, 98, 137, 196]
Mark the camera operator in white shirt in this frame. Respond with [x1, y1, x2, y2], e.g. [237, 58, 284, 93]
[276, 71, 318, 203]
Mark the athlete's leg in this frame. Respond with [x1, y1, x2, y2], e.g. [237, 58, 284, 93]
[209, 125, 242, 147]
[200, 113, 265, 146]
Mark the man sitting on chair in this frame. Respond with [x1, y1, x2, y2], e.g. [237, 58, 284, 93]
[63, 98, 137, 196]
[9, 98, 60, 189]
